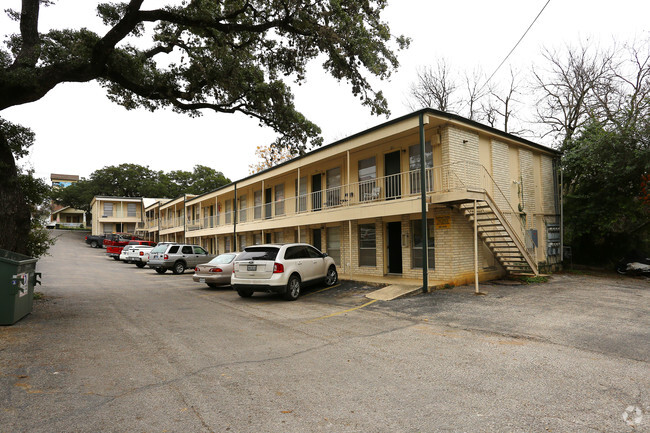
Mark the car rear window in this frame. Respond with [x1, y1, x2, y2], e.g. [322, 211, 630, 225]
[150, 244, 168, 253]
[238, 247, 279, 261]
[209, 253, 237, 265]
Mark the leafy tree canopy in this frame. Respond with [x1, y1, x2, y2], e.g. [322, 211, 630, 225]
[563, 115, 650, 263]
[53, 163, 231, 211]
[1, 0, 409, 152]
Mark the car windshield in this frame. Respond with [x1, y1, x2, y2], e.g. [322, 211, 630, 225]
[208, 253, 237, 265]
[238, 247, 279, 261]
[150, 244, 169, 253]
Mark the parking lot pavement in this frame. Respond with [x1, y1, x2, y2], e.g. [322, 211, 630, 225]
[1, 230, 648, 432]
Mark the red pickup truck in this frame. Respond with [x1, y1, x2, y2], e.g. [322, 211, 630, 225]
[105, 234, 154, 260]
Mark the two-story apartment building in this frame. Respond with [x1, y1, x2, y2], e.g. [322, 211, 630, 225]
[90, 197, 166, 235]
[161, 109, 561, 286]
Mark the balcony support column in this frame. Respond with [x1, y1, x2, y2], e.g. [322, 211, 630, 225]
[419, 112, 429, 293]
[474, 199, 480, 294]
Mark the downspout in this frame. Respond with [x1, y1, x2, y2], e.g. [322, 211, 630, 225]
[419, 113, 429, 293]
[233, 183, 238, 251]
[347, 149, 351, 275]
[559, 158, 564, 264]
[183, 195, 187, 243]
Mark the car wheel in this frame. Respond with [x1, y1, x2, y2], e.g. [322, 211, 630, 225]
[90, 241, 98, 248]
[135, 262, 146, 268]
[112, 256, 119, 261]
[325, 266, 338, 286]
[207, 283, 218, 288]
[283, 275, 301, 301]
[237, 288, 253, 298]
[172, 261, 185, 274]
[155, 268, 166, 274]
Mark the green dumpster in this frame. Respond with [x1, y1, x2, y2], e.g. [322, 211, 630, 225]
[0, 248, 41, 325]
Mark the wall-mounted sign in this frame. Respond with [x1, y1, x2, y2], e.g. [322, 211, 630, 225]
[435, 215, 451, 229]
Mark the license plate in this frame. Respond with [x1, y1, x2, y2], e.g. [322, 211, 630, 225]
[247, 265, 257, 271]
[199, 278, 205, 283]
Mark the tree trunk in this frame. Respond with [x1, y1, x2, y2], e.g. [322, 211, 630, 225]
[0, 130, 31, 254]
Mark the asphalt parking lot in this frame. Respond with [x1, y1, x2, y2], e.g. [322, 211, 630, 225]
[1, 230, 648, 432]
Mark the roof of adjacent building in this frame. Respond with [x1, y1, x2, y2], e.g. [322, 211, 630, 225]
[188, 108, 561, 202]
[51, 173, 80, 182]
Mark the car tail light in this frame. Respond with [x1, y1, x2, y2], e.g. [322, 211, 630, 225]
[139, 251, 144, 256]
[209, 268, 223, 273]
[195, 267, 199, 272]
[273, 263, 284, 273]
[164, 254, 169, 260]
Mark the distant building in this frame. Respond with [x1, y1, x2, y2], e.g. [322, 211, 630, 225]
[50, 173, 79, 189]
[49, 173, 85, 228]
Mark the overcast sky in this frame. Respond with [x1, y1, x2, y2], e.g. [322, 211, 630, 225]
[2, 0, 648, 183]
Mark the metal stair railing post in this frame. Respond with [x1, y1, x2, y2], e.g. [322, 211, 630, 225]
[445, 161, 539, 276]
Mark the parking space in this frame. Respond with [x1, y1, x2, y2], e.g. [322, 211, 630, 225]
[1, 230, 648, 432]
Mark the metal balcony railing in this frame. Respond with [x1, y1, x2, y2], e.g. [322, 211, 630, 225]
[160, 163, 534, 256]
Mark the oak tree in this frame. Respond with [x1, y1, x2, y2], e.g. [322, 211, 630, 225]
[0, 0, 409, 254]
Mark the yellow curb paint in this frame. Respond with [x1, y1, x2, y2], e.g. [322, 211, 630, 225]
[305, 299, 379, 323]
[303, 284, 341, 296]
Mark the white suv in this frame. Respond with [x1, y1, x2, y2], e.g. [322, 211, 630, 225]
[231, 243, 338, 301]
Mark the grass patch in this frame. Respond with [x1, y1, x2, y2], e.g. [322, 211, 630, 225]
[516, 276, 549, 284]
[33, 291, 44, 300]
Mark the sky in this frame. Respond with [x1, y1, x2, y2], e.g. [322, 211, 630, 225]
[2, 0, 649, 183]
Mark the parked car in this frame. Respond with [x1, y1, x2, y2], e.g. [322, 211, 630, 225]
[147, 243, 215, 274]
[119, 245, 135, 262]
[231, 243, 338, 301]
[127, 245, 155, 268]
[107, 239, 156, 261]
[85, 234, 107, 248]
[103, 233, 141, 248]
[192, 252, 242, 288]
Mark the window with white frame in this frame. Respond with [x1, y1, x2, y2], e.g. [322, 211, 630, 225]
[295, 177, 307, 212]
[358, 157, 377, 201]
[103, 202, 113, 217]
[127, 203, 137, 217]
[326, 167, 341, 207]
[254, 190, 262, 219]
[409, 142, 434, 194]
[358, 223, 376, 266]
[411, 219, 435, 269]
[275, 184, 285, 216]
[239, 194, 247, 223]
[327, 227, 341, 265]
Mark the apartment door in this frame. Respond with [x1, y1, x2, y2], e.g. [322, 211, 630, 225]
[311, 174, 322, 211]
[387, 221, 402, 274]
[384, 151, 401, 200]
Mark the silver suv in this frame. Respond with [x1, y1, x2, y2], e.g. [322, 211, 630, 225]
[231, 243, 338, 301]
[147, 243, 215, 274]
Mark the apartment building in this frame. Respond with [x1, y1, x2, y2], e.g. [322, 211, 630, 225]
[145, 109, 561, 286]
[90, 197, 165, 235]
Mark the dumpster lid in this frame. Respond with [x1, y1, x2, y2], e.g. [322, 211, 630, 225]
[0, 248, 38, 265]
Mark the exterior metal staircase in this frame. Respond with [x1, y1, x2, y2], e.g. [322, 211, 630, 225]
[459, 195, 539, 276]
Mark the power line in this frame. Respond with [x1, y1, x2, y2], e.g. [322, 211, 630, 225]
[476, 0, 551, 96]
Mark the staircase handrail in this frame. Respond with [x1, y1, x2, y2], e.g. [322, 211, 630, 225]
[441, 161, 537, 261]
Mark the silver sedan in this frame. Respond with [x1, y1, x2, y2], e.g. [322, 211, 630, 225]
[192, 252, 241, 288]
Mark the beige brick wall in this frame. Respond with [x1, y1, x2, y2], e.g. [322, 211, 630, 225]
[519, 149, 535, 230]
[491, 140, 510, 210]
[541, 154, 556, 215]
[446, 126, 480, 165]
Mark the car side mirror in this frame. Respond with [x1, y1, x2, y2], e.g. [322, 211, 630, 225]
[322, 253, 328, 258]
